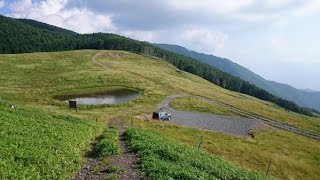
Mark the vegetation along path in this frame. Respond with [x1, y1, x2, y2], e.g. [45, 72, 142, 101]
[159, 94, 320, 139]
[72, 119, 141, 180]
[108, 119, 141, 180]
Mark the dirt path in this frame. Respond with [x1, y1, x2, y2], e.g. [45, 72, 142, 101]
[91, 52, 108, 68]
[158, 94, 320, 140]
[72, 119, 141, 180]
[108, 119, 141, 180]
[72, 137, 109, 180]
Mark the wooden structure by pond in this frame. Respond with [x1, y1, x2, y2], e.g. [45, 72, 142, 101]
[69, 100, 77, 112]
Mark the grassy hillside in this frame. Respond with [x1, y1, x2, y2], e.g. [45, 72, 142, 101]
[171, 96, 236, 116]
[0, 15, 314, 116]
[0, 50, 318, 132]
[0, 50, 319, 179]
[0, 100, 101, 179]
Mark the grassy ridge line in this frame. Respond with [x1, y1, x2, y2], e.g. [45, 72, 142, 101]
[95, 127, 120, 158]
[125, 128, 269, 180]
[0, 101, 101, 179]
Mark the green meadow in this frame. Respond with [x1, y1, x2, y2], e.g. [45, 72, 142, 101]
[0, 50, 319, 179]
[0, 101, 101, 179]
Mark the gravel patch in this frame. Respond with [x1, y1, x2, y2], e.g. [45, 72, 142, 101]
[157, 94, 262, 137]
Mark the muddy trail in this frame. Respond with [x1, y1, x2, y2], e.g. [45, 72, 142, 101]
[72, 119, 141, 180]
[158, 94, 320, 140]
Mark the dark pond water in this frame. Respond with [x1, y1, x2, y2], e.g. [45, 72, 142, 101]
[55, 89, 139, 105]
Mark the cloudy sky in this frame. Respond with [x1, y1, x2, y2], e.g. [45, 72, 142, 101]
[1, 0, 320, 91]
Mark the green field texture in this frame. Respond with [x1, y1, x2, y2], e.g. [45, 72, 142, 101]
[0, 50, 318, 132]
[0, 50, 320, 179]
[133, 119, 320, 180]
[0, 100, 101, 179]
[125, 128, 269, 179]
[95, 127, 120, 158]
[171, 96, 236, 116]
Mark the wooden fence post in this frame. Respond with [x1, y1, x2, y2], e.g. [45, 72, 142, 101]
[266, 160, 272, 177]
[197, 136, 203, 150]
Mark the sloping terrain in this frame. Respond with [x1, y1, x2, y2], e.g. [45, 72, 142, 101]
[125, 128, 267, 179]
[0, 100, 101, 179]
[155, 43, 320, 111]
[0, 15, 314, 116]
[0, 50, 319, 179]
[16, 18, 77, 35]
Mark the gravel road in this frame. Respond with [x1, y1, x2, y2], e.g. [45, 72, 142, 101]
[157, 94, 320, 140]
[157, 94, 262, 137]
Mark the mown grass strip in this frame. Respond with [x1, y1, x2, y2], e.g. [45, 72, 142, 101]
[95, 127, 120, 158]
[125, 128, 270, 180]
[171, 96, 236, 116]
[0, 101, 101, 179]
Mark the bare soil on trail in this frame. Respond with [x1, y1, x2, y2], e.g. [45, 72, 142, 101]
[72, 119, 141, 180]
[109, 119, 141, 180]
[72, 136, 109, 180]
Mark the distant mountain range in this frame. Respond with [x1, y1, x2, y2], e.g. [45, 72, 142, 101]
[155, 44, 320, 111]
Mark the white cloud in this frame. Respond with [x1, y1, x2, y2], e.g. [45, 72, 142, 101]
[173, 0, 319, 24]
[120, 30, 159, 42]
[265, 0, 293, 7]
[62, 10, 114, 33]
[167, 0, 253, 14]
[9, 0, 32, 12]
[118, 27, 229, 55]
[0, 0, 5, 8]
[176, 28, 228, 54]
[7, 0, 115, 33]
[294, 0, 320, 15]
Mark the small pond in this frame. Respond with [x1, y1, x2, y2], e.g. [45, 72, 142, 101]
[54, 88, 139, 105]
